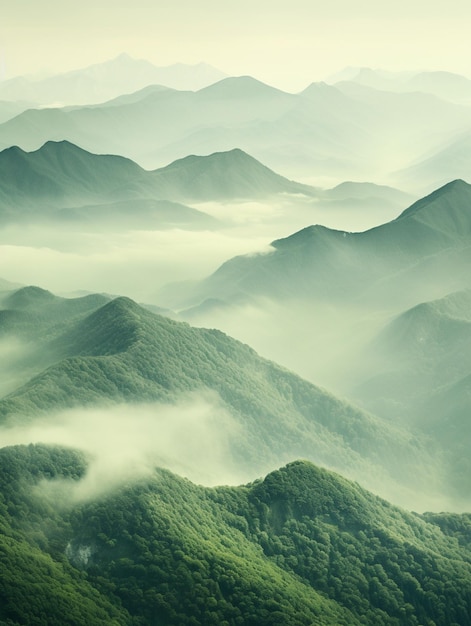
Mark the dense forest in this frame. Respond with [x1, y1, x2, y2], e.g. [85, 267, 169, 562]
[1, 445, 470, 625]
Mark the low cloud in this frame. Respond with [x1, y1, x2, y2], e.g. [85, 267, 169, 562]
[0, 195, 402, 305]
[0, 336, 33, 396]
[0, 392, 246, 502]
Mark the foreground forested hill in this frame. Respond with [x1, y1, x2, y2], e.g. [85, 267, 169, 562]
[0, 445, 470, 626]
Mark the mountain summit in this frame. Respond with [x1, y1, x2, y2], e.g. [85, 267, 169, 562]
[147, 148, 317, 200]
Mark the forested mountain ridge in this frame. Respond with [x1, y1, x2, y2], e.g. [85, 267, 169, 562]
[1, 445, 470, 625]
[0, 286, 442, 505]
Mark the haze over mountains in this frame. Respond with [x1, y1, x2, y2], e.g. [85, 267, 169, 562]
[165, 179, 471, 311]
[329, 67, 471, 104]
[156, 179, 471, 503]
[2, 52, 471, 624]
[0, 284, 441, 507]
[0, 54, 227, 107]
[2, 67, 471, 189]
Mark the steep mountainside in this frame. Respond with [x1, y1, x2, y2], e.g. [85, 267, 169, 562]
[1, 446, 470, 625]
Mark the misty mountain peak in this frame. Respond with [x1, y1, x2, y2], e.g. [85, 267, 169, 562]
[396, 179, 471, 226]
[150, 148, 316, 200]
[5, 286, 57, 309]
[271, 224, 347, 250]
[199, 75, 288, 98]
[92, 296, 145, 320]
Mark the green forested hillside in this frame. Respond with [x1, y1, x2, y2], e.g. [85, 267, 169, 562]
[1, 445, 470, 626]
[0, 287, 441, 503]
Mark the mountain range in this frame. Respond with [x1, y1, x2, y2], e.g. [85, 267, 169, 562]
[156, 179, 471, 504]
[1, 74, 471, 188]
[164, 179, 471, 311]
[0, 54, 227, 106]
[329, 67, 471, 104]
[2, 56, 471, 625]
[0, 140, 318, 227]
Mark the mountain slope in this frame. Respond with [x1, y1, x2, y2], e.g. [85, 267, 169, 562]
[0, 289, 441, 505]
[352, 289, 471, 419]
[397, 131, 471, 192]
[0, 140, 145, 213]
[146, 148, 317, 200]
[167, 179, 471, 310]
[1, 446, 471, 625]
[349, 289, 471, 495]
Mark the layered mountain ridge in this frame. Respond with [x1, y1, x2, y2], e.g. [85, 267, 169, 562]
[2, 73, 470, 185]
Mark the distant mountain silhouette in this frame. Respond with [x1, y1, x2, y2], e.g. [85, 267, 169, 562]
[0, 141, 314, 225]
[396, 133, 471, 192]
[330, 67, 471, 104]
[3, 74, 468, 185]
[0, 54, 227, 106]
[147, 148, 317, 200]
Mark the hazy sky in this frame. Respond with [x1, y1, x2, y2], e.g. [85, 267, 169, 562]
[2, 0, 471, 89]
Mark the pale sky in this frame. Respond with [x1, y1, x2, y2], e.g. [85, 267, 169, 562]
[2, 0, 471, 90]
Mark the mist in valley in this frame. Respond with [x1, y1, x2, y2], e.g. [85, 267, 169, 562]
[4, 6, 471, 625]
[0, 190, 407, 303]
[0, 393, 250, 502]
